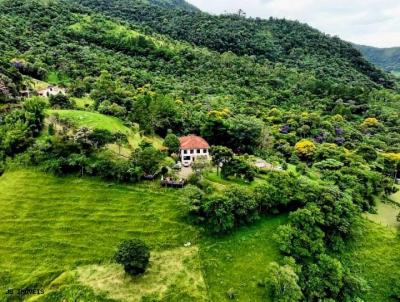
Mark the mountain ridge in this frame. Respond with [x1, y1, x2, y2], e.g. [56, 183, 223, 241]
[355, 44, 400, 75]
[69, 0, 395, 89]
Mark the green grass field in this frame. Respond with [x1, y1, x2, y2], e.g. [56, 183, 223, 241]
[1, 169, 399, 301]
[72, 96, 95, 109]
[365, 200, 400, 229]
[200, 216, 287, 301]
[46, 110, 131, 134]
[204, 171, 267, 191]
[0, 169, 198, 300]
[342, 219, 400, 302]
[0, 169, 285, 302]
[45, 110, 164, 152]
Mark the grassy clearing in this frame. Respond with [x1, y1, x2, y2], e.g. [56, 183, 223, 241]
[342, 219, 400, 302]
[0, 169, 197, 300]
[46, 71, 70, 85]
[200, 215, 287, 302]
[46, 109, 131, 134]
[204, 171, 266, 191]
[365, 200, 400, 229]
[72, 96, 95, 109]
[45, 110, 164, 153]
[76, 246, 207, 302]
[34, 246, 207, 301]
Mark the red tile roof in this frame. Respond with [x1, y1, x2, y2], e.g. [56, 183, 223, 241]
[179, 135, 210, 150]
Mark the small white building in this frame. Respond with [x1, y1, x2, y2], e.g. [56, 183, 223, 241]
[179, 135, 210, 167]
[37, 85, 66, 97]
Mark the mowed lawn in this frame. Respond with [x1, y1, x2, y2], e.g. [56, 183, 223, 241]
[0, 170, 198, 298]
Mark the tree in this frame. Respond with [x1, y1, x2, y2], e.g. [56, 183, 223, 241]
[254, 172, 301, 214]
[302, 255, 344, 301]
[202, 195, 234, 234]
[381, 153, 400, 186]
[361, 117, 379, 127]
[275, 204, 325, 259]
[313, 159, 344, 171]
[200, 111, 230, 146]
[183, 185, 205, 216]
[191, 155, 209, 175]
[67, 153, 88, 176]
[210, 145, 234, 176]
[356, 145, 377, 162]
[226, 114, 263, 153]
[132, 145, 164, 176]
[114, 239, 150, 276]
[265, 262, 302, 302]
[114, 131, 128, 155]
[226, 187, 259, 225]
[295, 139, 316, 160]
[74, 127, 94, 154]
[221, 157, 255, 182]
[49, 94, 74, 109]
[163, 132, 180, 154]
[89, 129, 115, 149]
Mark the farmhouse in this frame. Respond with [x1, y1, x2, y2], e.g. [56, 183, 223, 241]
[37, 85, 66, 97]
[179, 135, 210, 166]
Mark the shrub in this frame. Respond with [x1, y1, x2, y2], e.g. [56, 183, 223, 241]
[294, 139, 316, 160]
[163, 132, 180, 154]
[202, 195, 235, 234]
[114, 239, 150, 276]
[361, 117, 379, 127]
[313, 159, 344, 171]
[49, 94, 75, 109]
[0, 161, 4, 176]
[265, 262, 302, 302]
[221, 157, 255, 182]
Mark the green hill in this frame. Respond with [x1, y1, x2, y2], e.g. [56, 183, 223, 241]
[149, 0, 199, 12]
[70, 0, 395, 88]
[1, 0, 400, 301]
[355, 44, 400, 74]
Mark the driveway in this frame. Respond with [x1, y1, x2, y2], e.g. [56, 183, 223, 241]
[178, 167, 193, 179]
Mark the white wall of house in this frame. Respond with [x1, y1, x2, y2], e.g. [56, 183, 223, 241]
[38, 86, 66, 97]
[180, 148, 209, 165]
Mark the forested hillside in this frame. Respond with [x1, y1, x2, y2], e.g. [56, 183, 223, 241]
[70, 0, 395, 88]
[1, 0, 400, 301]
[355, 44, 400, 75]
[149, 0, 199, 12]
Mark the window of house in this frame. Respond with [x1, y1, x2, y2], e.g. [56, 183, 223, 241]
[190, 150, 194, 154]
[197, 149, 201, 154]
[203, 149, 207, 154]
[184, 150, 188, 154]
[184, 156, 191, 161]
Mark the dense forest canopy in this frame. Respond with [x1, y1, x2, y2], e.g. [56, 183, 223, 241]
[1, 0, 400, 301]
[147, 0, 199, 12]
[70, 0, 396, 89]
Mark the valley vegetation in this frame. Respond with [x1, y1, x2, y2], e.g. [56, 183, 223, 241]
[0, 0, 400, 301]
